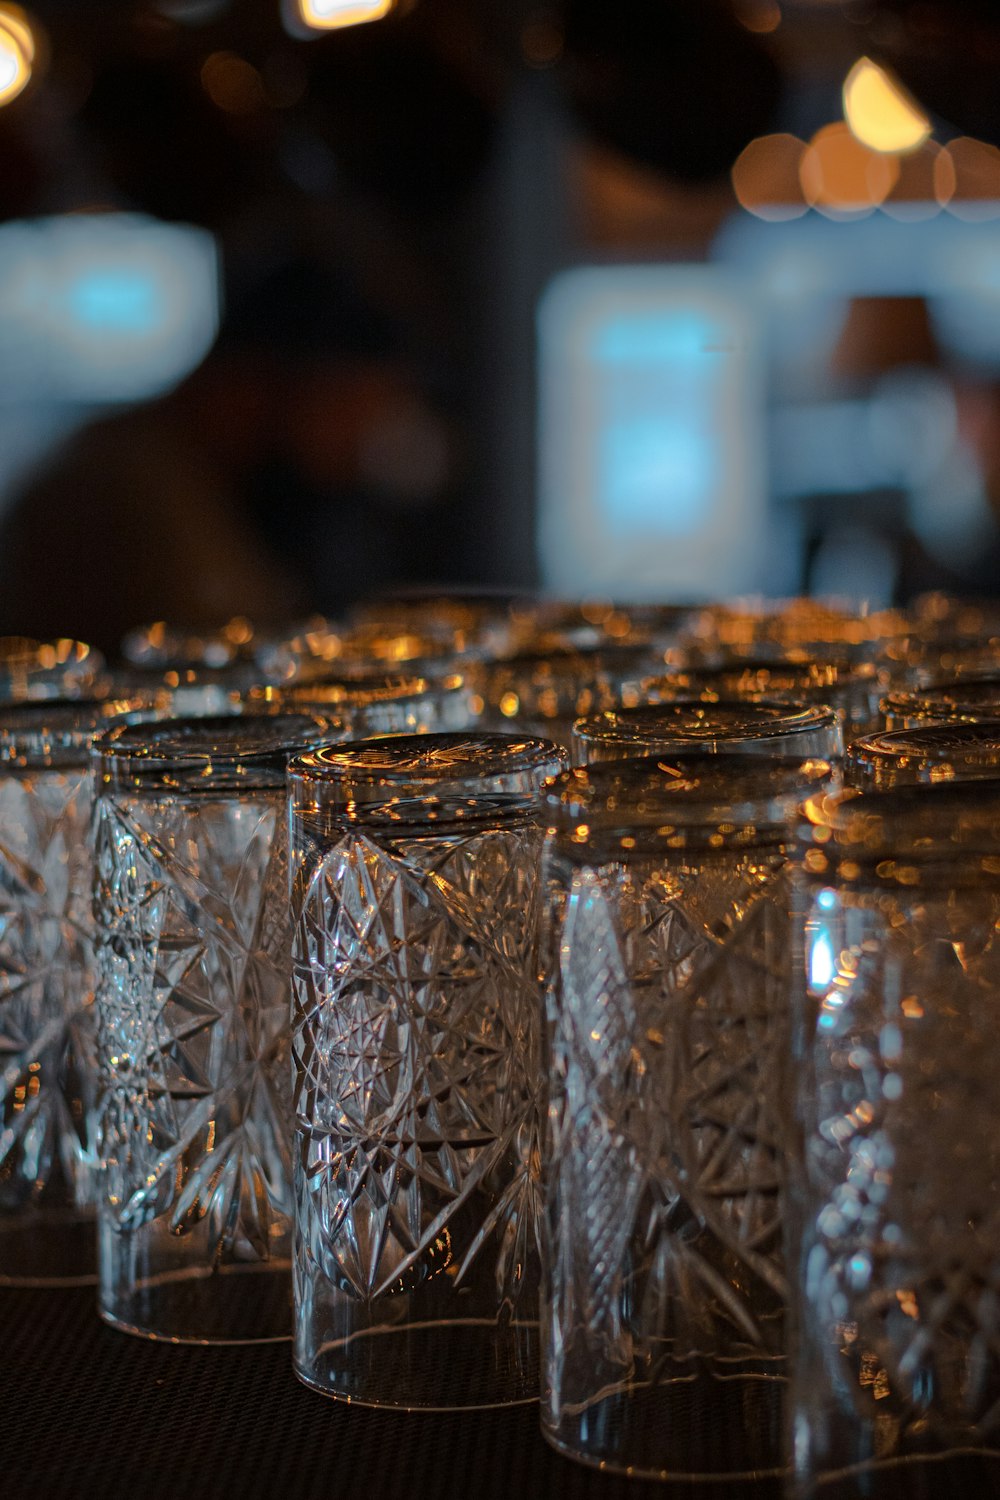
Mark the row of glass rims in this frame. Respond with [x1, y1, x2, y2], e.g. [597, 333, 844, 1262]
[4, 593, 1000, 1496]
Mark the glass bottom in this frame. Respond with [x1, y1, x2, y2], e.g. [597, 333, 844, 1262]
[0, 1207, 97, 1287]
[542, 1355, 787, 1482]
[100, 1253, 293, 1344]
[295, 1317, 539, 1410]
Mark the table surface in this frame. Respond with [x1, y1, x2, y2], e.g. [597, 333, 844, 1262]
[1, 1285, 996, 1500]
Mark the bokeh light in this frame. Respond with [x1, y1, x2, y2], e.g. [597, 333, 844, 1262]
[842, 57, 931, 156]
[733, 0, 781, 34]
[294, 0, 394, 32]
[200, 51, 267, 113]
[880, 139, 948, 222]
[800, 122, 898, 219]
[731, 134, 808, 221]
[0, 5, 34, 108]
[944, 137, 1000, 222]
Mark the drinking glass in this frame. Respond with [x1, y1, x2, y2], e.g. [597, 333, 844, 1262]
[880, 674, 1000, 732]
[541, 754, 834, 1479]
[0, 637, 106, 703]
[289, 732, 565, 1408]
[650, 657, 882, 741]
[0, 695, 152, 1285]
[93, 711, 338, 1342]
[480, 645, 665, 752]
[790, 785, 1000, 1495]
[252, 670, 478, 735]
[572, 699, 843, 766]
[848, 720, 1000, 789]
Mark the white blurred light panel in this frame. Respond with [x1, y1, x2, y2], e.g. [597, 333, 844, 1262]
[537, 266, 766, 599]
[0, 214, 219, 401]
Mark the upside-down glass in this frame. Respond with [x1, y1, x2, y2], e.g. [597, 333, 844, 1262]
[648, 657, 882, 740]
[0, 696, 153, 1285]
[288, 732, 565, 1408]
[93, 712, 338, 1342]
[541, 754, 834, 1480]
[790, 786, 1000, 1495]
[251, 670, 478, 735]
[0, 637, 106, 703]
[880, 674, 1000, 732]
[480, 645, 667, 752]
[572, 699, 843, 766]
[848, 720, 1000, 789]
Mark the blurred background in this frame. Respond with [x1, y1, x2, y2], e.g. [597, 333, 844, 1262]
[0, 0, 999, 651]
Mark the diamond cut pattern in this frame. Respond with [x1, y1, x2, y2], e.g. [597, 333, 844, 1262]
[803, 886, 1000, 1446]
[292, 821, 543, 1305]
[546, 848, 791, 1388]
[94, 793, 294, 1263]
[0, 768, 97, 1216]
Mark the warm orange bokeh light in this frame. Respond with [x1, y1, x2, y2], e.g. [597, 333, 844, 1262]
[800, 122, 899, 218]
[880, 139, 948, 221]
[0, 5, 34, 108]
[731, 133, 807, 221]
[945, 137, 1000, 221]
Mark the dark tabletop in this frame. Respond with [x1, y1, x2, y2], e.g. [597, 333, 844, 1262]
[2, 1285, 997, 1500]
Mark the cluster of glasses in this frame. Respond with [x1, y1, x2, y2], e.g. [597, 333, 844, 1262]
[3, 593, 1000, 1494]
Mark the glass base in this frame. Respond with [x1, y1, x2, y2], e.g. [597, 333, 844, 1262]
[799, 1450, 1000, 1500]
[0, 1207, 97, 1287]
[295, 1317, 539, 1410]
[542, 1357, 787, 1482]
[100, 1257, 293, 1344]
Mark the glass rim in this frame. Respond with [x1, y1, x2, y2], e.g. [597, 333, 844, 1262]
[0, 695, 158, 767]
[251, 671, 464, 708]
[849, 719, 1000, 789]
[99, 710, 342, 792]
[572, 698, 843, 756]
[546, 752, 836, 833]
[800, 781, 1000, 862]
[289, 730, 565, 805]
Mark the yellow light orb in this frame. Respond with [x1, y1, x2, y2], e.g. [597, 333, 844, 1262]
[297, 0, 394, 31]
[0, 6, 33, 108]
[842, 56, 931, 156]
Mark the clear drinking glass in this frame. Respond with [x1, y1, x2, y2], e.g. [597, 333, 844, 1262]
[880, 674, 1000, 732]
[649, 657, 882, 741]
[541, 754, 834, 1480]
[288, 732, 565, 1408]
[0, 695, 153, 1285]
[848, 720, 1000, 789]
[0, 637, 106, 703]
[790, 785, 1000, 1495]
[251, 670, 478, 735]
[480, 645, 665, 752]
[572, 699, 843, 766]
[93, 711, 338, 1343]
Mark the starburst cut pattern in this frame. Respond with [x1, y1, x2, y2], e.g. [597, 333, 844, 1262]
[94, 793, 294, 1264]
[0, 768, 98, 1215]
[292, 821, 544, 1306]
[804, 887, 1000, 1449]
[546, 849, 790, 1396]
